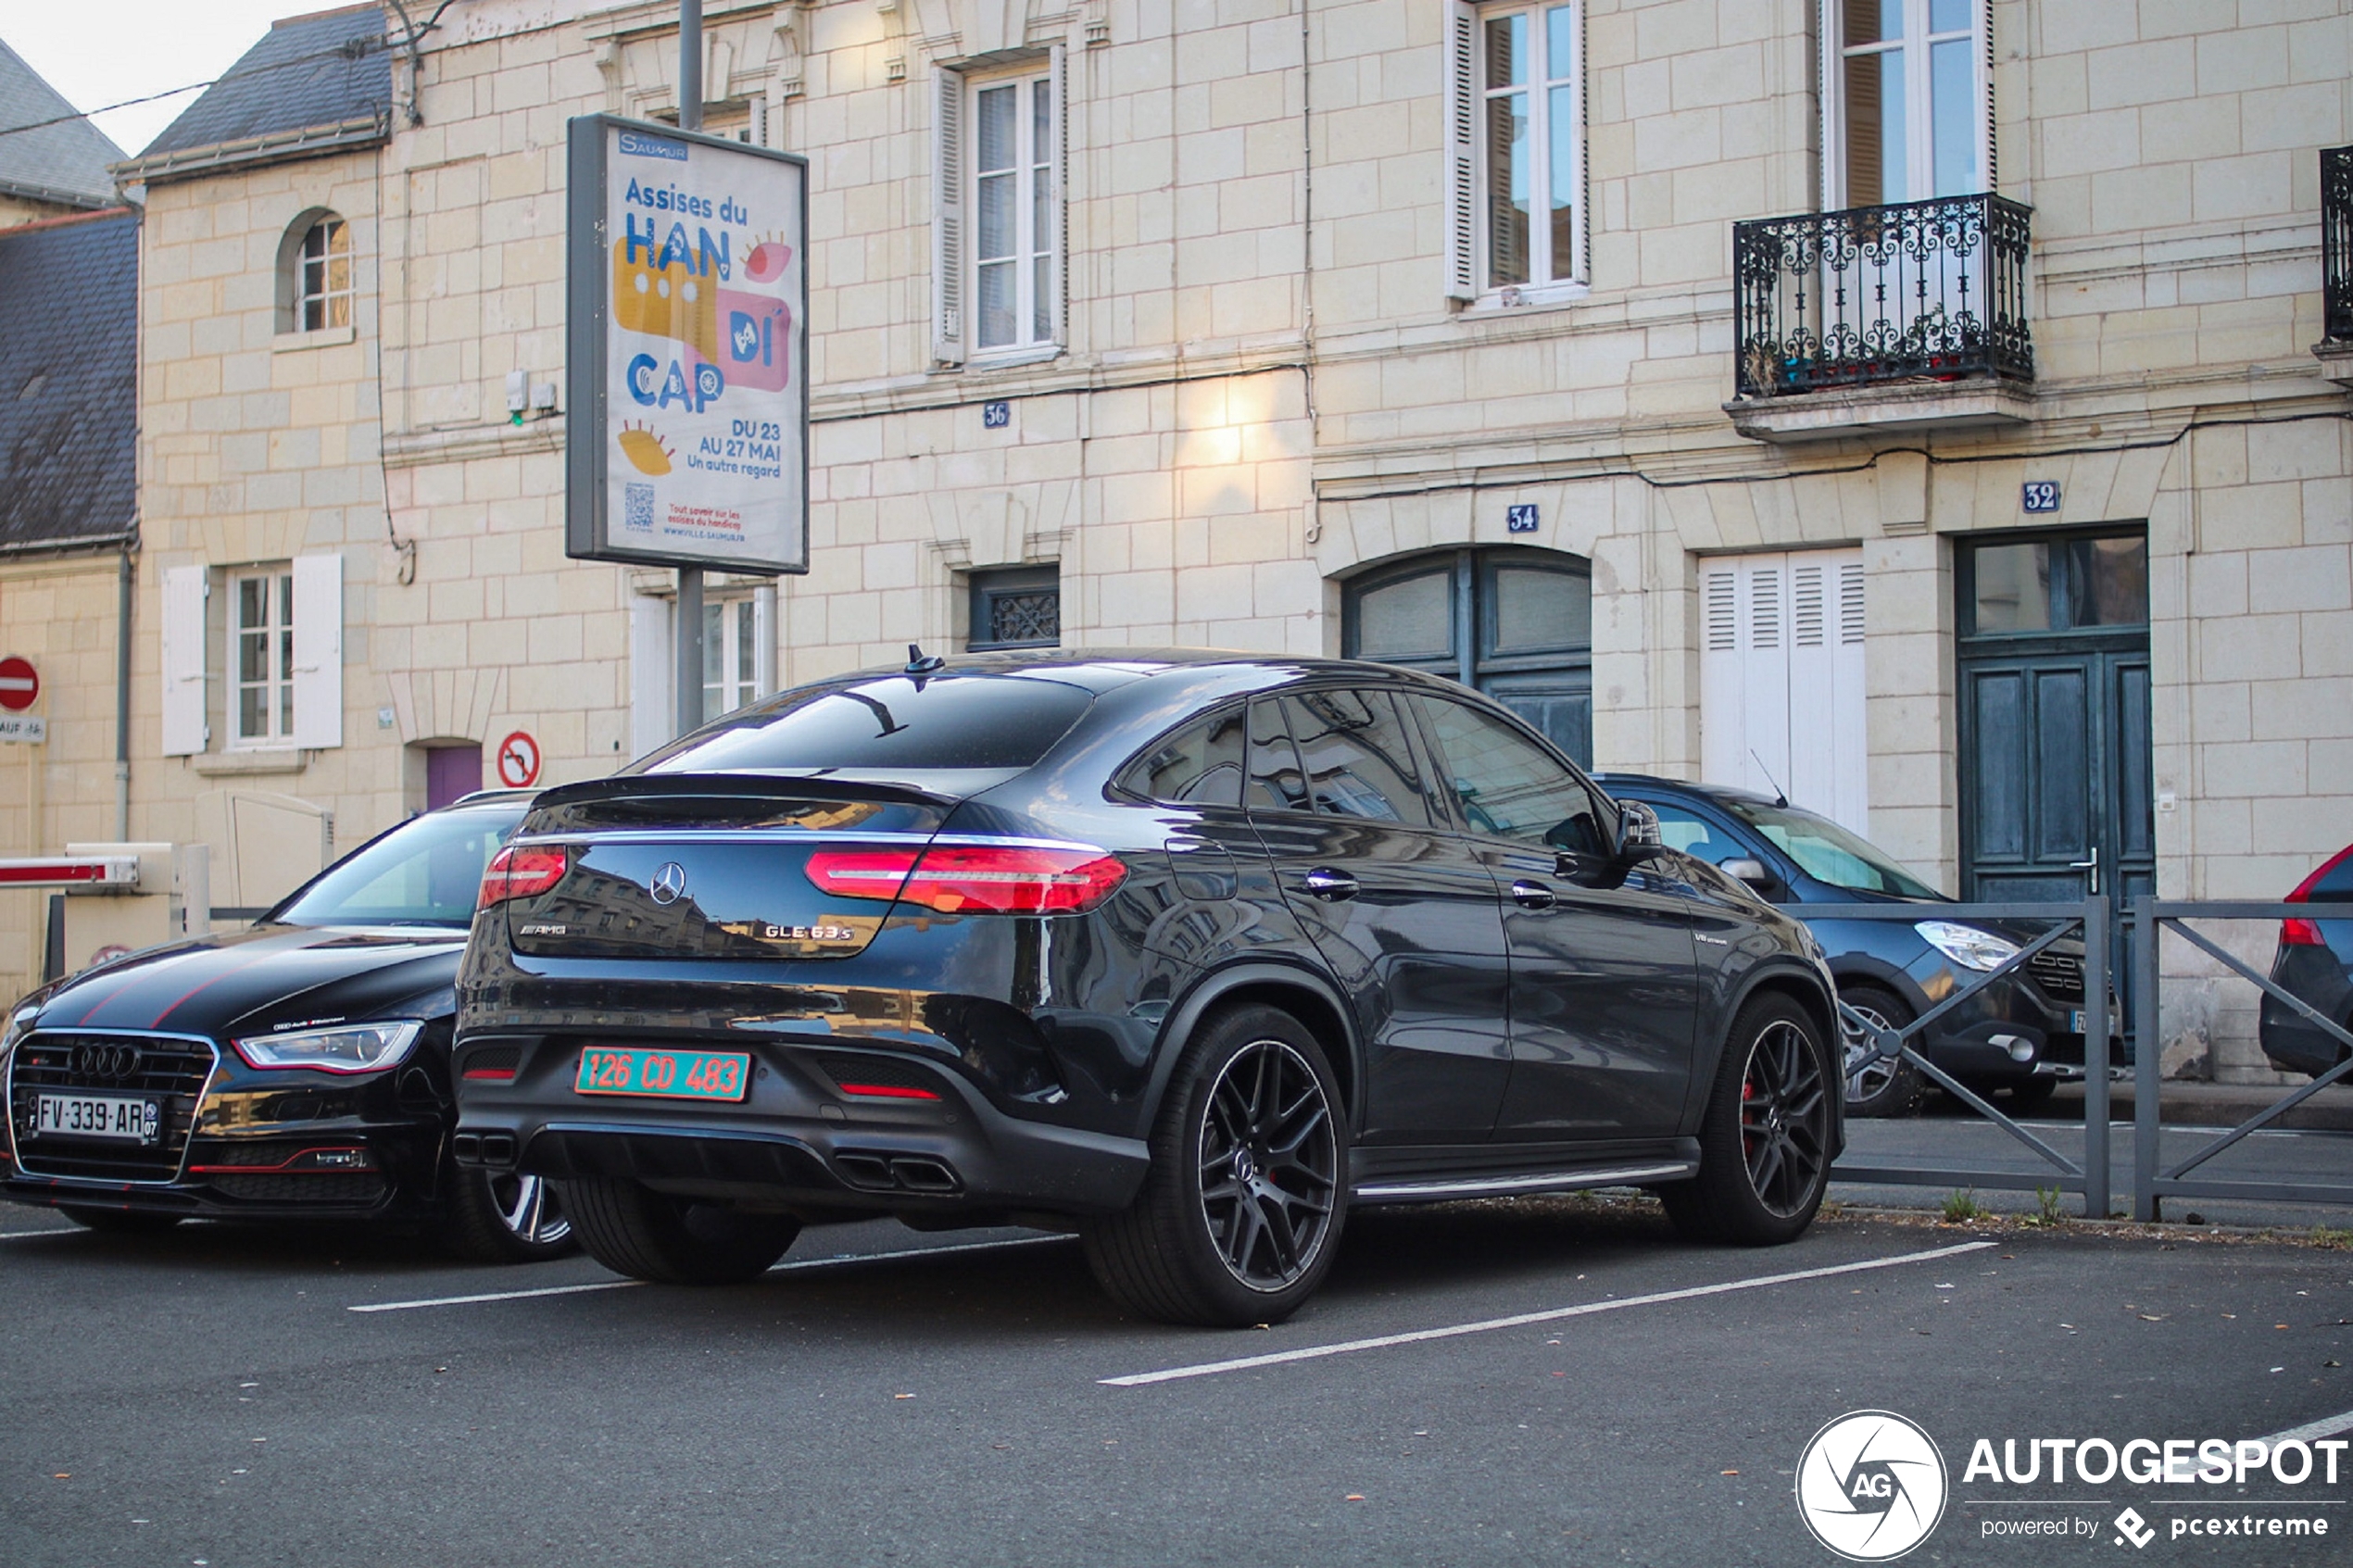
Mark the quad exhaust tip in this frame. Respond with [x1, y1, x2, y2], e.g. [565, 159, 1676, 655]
[834, 1152, 962, 1194]
[451, 1131, 518, 1169]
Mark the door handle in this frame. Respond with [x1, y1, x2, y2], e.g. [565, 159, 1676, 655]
[1509, 878, 1557, 911]
[2068, 846, 2100, 895]
[1297, 868, 1359, 902]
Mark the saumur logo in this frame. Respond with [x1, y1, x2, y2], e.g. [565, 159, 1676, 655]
[1795, 1411, 1950, 1562]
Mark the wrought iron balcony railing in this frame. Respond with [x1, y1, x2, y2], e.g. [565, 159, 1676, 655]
[1732, 193, 2034, 399]
[2324, 145, 2352, 345]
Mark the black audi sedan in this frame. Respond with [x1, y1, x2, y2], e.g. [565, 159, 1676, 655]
[2259, 843, 2353, 1077]
[1595, 775, 2103, 1117]
[2, 791, 573, 1261]
[454, 651, 1842, 1325]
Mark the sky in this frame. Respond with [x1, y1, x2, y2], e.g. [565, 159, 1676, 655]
[0, 1, 305, 157]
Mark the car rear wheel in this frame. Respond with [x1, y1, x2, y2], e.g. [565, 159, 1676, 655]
[1839, 985, 1924, 1118]
[556, 1175, 799, 1285]
[1084, 1004, 1347, 1327]
[1661, 994, 1833, 1246]
[444, 1167, 578, 1263]
[57, 1206, 182, 1235]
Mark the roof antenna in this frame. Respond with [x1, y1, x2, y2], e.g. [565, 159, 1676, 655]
[905, 643, 946, 675]
[1749, 749, 1790, 808]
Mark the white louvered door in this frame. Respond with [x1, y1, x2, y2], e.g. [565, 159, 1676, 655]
[1699, 549, 1868, 835]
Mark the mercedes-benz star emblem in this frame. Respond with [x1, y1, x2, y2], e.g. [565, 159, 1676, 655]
[71, 1040, 144, 1083]
[649, 861, 689, 906]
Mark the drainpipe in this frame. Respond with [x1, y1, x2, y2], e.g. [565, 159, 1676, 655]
[115, 546, 132, 838]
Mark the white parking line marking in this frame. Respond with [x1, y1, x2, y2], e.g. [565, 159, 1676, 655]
[2255, 1407, 2353, 1447]
[1100, 1240, 1999, 1387]
[348, 1234, 1073, 1313]
[0, 1228, 75, 1241]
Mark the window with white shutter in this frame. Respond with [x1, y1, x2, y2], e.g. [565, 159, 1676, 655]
[159, 565, 208, 756]
[1699, 549, 1869, 835]
[1444, 0, 1587, 306]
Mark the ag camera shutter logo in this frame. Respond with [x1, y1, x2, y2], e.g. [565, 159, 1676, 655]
[1794, 1411, 1949, 1561]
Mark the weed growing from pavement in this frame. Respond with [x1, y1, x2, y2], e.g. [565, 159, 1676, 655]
[2018, 1185, 2066, 1228]
[1942, 1188, 1988, 1223]
[2311, 1224, 2353, 1249]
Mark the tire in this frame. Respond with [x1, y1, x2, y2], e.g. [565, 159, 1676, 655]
[1660, 993, 1835, 1247]
[57, 1206, 183, 1235]
[443, 1166, 579, 1264]
[555, 1175, 799, 1285]
[1084, 1004, 1348, 1327]
[1838, 985, 1924, 1118]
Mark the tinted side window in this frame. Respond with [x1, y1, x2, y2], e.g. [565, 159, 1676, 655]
[1647, 802, 1745, 866]
[1413, 696, 1608, 856]
[2313, 850, 2353, 903]
[1247, 696, 1310, 811]
[1290, 689, 1435, 828]
[1121, 706, 1248, 807]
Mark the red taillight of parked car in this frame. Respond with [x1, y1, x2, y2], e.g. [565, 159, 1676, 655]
[804, 843, 1126, 915]
[477, 847, 569, 909]
[2281, 845, 2353, 947]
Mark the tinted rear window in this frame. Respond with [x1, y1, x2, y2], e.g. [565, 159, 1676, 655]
[634, 673, 1095, 773]
[2312, 851, 2353, 902]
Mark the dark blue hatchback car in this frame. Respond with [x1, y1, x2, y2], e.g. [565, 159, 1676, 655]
[1597, 776, 2101, 1117]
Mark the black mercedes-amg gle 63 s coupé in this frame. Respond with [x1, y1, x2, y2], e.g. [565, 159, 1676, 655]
[454, 651, 1842, 1324]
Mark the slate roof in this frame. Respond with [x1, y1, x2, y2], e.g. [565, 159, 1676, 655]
[129, 5, 389, 180]
[0, 207, 137, 551]
[0, 36, 124, 208]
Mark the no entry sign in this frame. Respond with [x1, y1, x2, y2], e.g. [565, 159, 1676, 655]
[497, 730, 542, 789]
[0, 656, 38, 711]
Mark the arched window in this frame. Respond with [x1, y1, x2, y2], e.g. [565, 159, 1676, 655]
[1343, 546, 1592, 766]
[282, 213, 353, 332]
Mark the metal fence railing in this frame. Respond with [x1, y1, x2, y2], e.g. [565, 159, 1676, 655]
[1815, 898, 2115, 1218]
[2130, 899, 2353, 1220]
[1806, 896, 2353, 1223]
[2322, 145, 2352, 345]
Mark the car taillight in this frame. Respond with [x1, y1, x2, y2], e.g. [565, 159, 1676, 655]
[2281, 845, 2353, 948]
[478, 847, 568, 909]
[804, 843, 1126, 915]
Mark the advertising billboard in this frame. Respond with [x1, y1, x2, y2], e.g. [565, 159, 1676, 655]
[565, 115, 810, 574]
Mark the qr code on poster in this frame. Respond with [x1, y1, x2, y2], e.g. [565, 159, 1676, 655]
[624, 483, 655, 532]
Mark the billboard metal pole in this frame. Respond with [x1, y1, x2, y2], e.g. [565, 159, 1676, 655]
[673, 0, 705, 737]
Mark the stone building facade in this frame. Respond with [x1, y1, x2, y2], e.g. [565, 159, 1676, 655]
[3, 0, 2349, 1078]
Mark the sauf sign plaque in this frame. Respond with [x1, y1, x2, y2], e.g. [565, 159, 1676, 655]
[565, 116, 810, 574]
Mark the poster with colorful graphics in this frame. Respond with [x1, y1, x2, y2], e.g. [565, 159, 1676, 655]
[565, 116, 809, 573]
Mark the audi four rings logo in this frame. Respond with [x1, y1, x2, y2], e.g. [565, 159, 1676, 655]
[70, 1040, 144, 1082]
[649, 861, 689, 906]
[1795, 1411, 1949, 1561]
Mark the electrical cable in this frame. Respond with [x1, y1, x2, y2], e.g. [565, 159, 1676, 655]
[0, 34, 394, 144]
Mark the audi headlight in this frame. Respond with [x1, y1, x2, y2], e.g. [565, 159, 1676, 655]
[0, 1003, 36, 1059]
[233, 1020, 423, 1074]
[1915, 921, 2021, 973]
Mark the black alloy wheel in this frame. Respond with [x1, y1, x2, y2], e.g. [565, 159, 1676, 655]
[1196, 1035, 1341, 1292]
[1660, 993, 1833, 1245]
[1839, 985, 1924, 1118]
[1085, 1004, 1348, 1326]
[445, 1166, 578, 1263]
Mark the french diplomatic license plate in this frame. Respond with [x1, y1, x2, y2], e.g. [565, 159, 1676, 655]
[34, 1093, 161, 1144]
[574, 1047, 750, 1102]
[2069, 1010, 2089, 1033]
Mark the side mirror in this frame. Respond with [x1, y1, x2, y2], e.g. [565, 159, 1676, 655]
[1719, 856, 1779, 894]
[1617, 799, 1662, 850]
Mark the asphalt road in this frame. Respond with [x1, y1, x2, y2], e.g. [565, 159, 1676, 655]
[3, 1198, 2348, 1568]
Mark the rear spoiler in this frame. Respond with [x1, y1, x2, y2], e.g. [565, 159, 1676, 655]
[531, 771, 965, 811]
